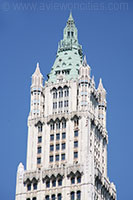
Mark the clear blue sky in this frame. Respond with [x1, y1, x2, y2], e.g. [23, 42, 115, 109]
[0, 0, 132, 199]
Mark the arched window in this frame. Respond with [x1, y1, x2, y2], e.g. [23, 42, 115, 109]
[70, 192, 75, 200]
[62, 120, 66, 129]
[38, 124, 42, 132]
[51, 194, 56, 200]
[77, 191, 81, 200]
[57, 193, 62, 200]
[45, 195, 49, 200]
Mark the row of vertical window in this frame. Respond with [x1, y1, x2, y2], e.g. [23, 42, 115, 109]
[53, 88, 69, 99]
[37, 119, 79, 133]
[49, 154, 66, 162]
[70, 191, 81, 200]
[50, 121, 66, 130]
[53, 100, 69, 109]
[50, 143, 66, 151]
[27, 177, 81, 191]
[27, 183, 37, 191]
[49, 152, 78, 163]
[45, 194, 62, 200]
[49, 152, 78, 162]
[50, 132, 66, 141]
[45, 191, 81, 200]
[71, 176, 81, 184]
[26, 198, 36, 200]
[45, 178, 62, 188]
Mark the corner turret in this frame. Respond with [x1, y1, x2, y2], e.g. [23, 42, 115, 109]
[29, 63, 44, 119]
[78, 56, 91, 111]
[16, 163, 25, 199]
[97, 78, 107, 128]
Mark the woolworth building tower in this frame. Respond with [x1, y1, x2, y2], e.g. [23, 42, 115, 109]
[15, 13, 117, 200]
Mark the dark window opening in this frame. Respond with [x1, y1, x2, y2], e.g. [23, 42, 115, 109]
[33, 183, 37, 190]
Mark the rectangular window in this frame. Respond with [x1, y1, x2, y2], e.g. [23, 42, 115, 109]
[77, 176, 81, 183]
[45, 196, 50, 200]
[38, 136, 42, 143]
[56, 122, 60, 129]
[53, 92, 57, 99]
[52, 180, 56, 187]
[71, 177, 75, 184]
[27, 184, 31, 191]
[64, 100, 69, 107]
[33, 183, 37, 190]
[37, 147, 41, 154]
[74, 141, 78, 148]
[56, 133, 60, 140]
[62, 143, 66, 150]
[71, 31, 74, 37]
[50, 145, 54, 151]
[38, 125, 42, 132]
[46, 180, 50, 188]
[64, 89, 69, 97]
[61, 153, 65, 161]
[58, 179, 62, 186]
[62, 121, 66, 129]
[59, 91, 63, 98]
[50, 123, 54, 130]
[74, 130, 78, 137]
[57, 193, 62, 200]
[62, 132, 66, 139]
[50, 155, 54, 162]
[52, 194, 56, 200]
[59, 101, 63, 108]
[74, 152, 78, 159]
[53, 102, 57, 109]
[56, 154, 59, 161]
[37, 157, 41, 164]
[71, 192, 75, 200]
[77, 191, 81, 200]
[56, 144, 60, 151]
[50, 134, 54, 141]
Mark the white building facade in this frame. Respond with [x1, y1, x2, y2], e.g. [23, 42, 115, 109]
[15, 13, 117, 200]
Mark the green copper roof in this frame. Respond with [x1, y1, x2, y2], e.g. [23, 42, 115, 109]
[48, 13, 83, 83]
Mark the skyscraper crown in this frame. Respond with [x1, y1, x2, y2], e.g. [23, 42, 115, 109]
[48, 12, 83, 83]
